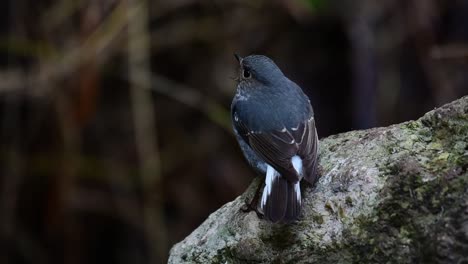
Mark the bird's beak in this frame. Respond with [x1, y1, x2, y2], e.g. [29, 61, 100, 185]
[234, 53, 242, 63]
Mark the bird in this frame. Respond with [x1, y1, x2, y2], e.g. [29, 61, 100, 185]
[231, 54, 319, 223]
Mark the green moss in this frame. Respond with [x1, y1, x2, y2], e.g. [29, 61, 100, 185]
[312, 213, 324, 225]
[342, 157, 468, 263]
[260, 225, 297, 250]
[212, 247, 235, 264]
[336, 105, 468, 262]
[325, 201, 335, 214]
[338, 205, 346, 219]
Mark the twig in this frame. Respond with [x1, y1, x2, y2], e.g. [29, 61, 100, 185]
[54, 89, 82, 264]
[0, 95, 23, 264]
[127, 0, 166, 262]
[431, 44, 468, 60]
[149, 74, 233, 133]
[0, 2, 26, 262]
[0, 0, 133, 95]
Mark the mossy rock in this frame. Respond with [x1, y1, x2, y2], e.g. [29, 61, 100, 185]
[169, 96, 468, 264]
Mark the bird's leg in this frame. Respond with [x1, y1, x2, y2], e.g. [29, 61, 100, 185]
[241, 179, 264, 218]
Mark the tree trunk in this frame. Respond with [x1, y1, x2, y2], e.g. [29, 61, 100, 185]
[169, 96, 468, 264]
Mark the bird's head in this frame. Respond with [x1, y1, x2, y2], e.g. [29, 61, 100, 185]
[234, 54, 284, 86]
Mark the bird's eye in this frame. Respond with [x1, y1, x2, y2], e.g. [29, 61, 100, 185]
[243, 69, 251, 79]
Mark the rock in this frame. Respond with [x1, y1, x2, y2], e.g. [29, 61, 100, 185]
[169, 96, 468, 264]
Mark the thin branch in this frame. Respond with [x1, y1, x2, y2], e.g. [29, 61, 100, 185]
[431, 44, 468, 60]
[149, 74, 233, 133]
[127, 0, 166, 262]
[0, 0, 133, 95]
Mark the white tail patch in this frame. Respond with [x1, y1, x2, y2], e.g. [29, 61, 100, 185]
[291, 155, 303, 175]
[261, 165, 278, 208]
[292, 156, 303, 205]
[294, 181, 301, 205]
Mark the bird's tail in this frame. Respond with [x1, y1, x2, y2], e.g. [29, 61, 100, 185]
[260, 167, 301, 223]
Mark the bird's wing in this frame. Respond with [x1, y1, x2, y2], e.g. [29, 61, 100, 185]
[233, 111, 318, 183]
[297, 117, 319, 184]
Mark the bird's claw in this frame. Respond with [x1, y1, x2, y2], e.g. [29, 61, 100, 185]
[240, 198, 264, 218]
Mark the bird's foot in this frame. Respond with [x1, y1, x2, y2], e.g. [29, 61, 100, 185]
[239, 178, 265, 219]
[241, 198, 264, 219]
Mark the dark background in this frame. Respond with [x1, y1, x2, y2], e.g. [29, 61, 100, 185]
[0, 0, 467, 263]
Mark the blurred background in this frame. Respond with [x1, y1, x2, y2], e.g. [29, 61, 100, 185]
[0, 0, 467, 263]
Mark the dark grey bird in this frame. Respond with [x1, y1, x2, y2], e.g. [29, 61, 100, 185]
[231, 54, 319, 223]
